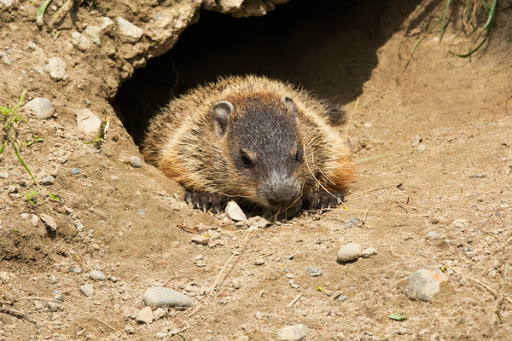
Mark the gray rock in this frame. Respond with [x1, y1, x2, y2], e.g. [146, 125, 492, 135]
[136, 306, 153, 324]
[143, 287, 194, 308]
[129, 156, 141, 168]
[46, 58, 67, 81]
[225, 201, 247, 221]
[76, 109, 101, 137]
[0, 52, 13, 66]
[0, 172, 8, 179]
[71, 168, 80, 175]
[336, 243, 362, 263]
[248, 216, 269, 229]
[24, 98, 54, 120]
[336, 294, 348, 302]
[361, 247, 377, 258]
[39, 214, 57, 231]
[49, 275, 58, 284]
[89, 270, 106, 281]
[115, 17, 143, 43]
[425, 231, 442, 240]
[75, 220, 84, 232]
[109, 276, 119, 283]
[344, 217, 361, 229]
[47, 301, 61, 312]
[399, 269, 448, 302]
[70, 31, 92, 51]
[191, 234, 209, 245]
[80, 284, 94, 297]
[305, 266, 322, 277]
[53, 290, 64, 302]
[40, 175, 55, 185]
[277, 324, 309, 341]
[20, 213, 30, 219]
[99, 17, 114, 31]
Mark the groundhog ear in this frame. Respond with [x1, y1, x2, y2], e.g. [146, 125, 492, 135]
[211, 101, 234, 137]
[281, 96, 297, 115]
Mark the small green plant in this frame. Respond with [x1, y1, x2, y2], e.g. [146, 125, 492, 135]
[24, 189, 42, 206]
[35, 0, 73, 28]
[389, 312, 409, 321]
[0, 89, 59, 201]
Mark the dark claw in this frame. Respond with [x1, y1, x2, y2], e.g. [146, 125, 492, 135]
[184, 191, 222, 214]
[305, 191, 345, 211]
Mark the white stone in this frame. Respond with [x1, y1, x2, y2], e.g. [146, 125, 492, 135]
[24, 97, 54, 120]
[116, 17, 143, 43]
[84, 26, 102, 45]
[136, 306, 153, 324]
[336, 243, 362, 263]
[46, 58, 67, 81]
[225, 201, 247, 221]
[277, 324, 309, 341]
[76, 109, 101, 137]
[71, 31, 92, 51]
[0, 0, 14, 9]
[39, 214, 57, 231]
[143, 287, 194, 308]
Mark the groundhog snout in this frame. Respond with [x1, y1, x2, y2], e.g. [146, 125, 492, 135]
[259, 172, 301, 207]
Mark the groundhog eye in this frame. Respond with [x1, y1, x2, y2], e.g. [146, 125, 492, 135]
[241, 151, 254, 168]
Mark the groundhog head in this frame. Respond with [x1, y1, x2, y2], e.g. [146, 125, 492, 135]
[210, 94, 304, 210]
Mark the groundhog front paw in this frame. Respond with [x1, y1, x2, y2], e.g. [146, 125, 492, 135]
[184, 191, 222, 214]
[305, 191, 345, 211]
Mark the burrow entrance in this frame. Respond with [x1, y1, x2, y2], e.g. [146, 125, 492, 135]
[113, 0, 418, 146]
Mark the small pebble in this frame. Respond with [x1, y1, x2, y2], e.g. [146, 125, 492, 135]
[89, 270, 106, 281]
[49, 275, 58, 284]
[69, 265, 83, 274]
[305, 266, 322, 277]
[248, 216, 269, 229]
[46, 57, 67, 81]
[31, 215, 40, 227]
[417, 144, 426, 152]
[20, 213, 30, 219]
[191, 234, 209, 245]
[75, 220, 84, 232]
[24, 97, 55, 120]
[361, 247, 377, 258]
[53, 290, 64, 302]
[39, 214, 57, 232]
[277, 324, 309, 341]
[76, 109, 101, 137]
[398, 269, 448, 302]
[0, 172, 8, 179]
[336, 243, 362, 263]
[71, 168, 80, 175]
[225, 201, 247, 221]
[255, 311, 263, 320]
[254, 259, 265, 266]
[80, 284, 94, 297]
[129, 156, 141, 168]
[70, 31, 91, 51]
[137, 209, 145, 217]
[344, 217, 361, 229]
[40, 175, 55, 185]
[124, 325, 135, 334]
[336, 294, 348, 302]
[47, 301, 60, 312]
[153, 308, 166, 320]
[143, 287, 194, 308]
[109, 276, 119, 283]
[116, 17, 144, 43]
[398, 328, 408, 335]
[425, 231, 442, 240]
[136, 306, 153, 324]
[196, 260, 206, 267]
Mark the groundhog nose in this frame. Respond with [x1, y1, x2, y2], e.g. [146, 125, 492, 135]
[261, 175, 301, 207]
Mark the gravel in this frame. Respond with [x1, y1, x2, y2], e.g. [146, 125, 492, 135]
[89, 270, 106, 281]
[143, 287, 194, 308]
[305, 266, 322, 277]
[225, 201, 247, 221]
[80, 284, 94, 297]
[191, 234, 209, 245]
[24, 97, 55, 120]
[277, 324, 309, 341]
[336, 243, 362, 263]
[399, 269, 448, 302]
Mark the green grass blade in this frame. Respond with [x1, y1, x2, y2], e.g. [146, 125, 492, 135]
[0, 140, 8, 155]
[480, 0, 497, 31]
[35, 0, 53, 25]
[439, 0, 453, 43]
[12, 141, 37, 184]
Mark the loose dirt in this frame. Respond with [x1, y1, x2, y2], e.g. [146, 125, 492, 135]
[1, 0, 512, 340]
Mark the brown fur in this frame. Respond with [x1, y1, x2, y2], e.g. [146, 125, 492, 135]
[142, 75, 353, 210]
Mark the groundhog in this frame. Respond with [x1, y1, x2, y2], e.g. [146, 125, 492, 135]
[142, 75, 353, 216]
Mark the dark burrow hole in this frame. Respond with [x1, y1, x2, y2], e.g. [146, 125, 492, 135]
[113, 0, 418, 146]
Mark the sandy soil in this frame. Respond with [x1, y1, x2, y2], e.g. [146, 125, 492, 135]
[1, 0, 512, 340]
